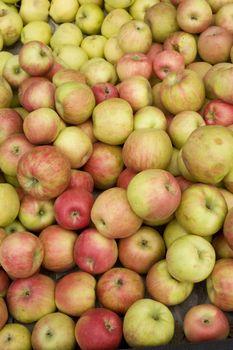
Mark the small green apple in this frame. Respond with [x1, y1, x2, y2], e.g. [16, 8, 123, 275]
[101, 8, 132, 38]
[19, 0, 50, 23]
[50, 23, 83, 49]
[53, 45, 88, 70]
[49, 0, 79, 23]
[75, 3, 104, 35]
[21, 21, 52, 45]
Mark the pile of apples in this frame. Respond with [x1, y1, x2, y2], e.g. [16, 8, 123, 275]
[0, 0, 233, 349]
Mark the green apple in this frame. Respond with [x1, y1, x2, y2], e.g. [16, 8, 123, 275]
[0, 32, 3, 51]
[101, 8, 132, 38]
[123, 298, 175, 347]
[80, 57, 117, 86]
[224, 166, 233, 193]
[81, 35, 107, 58]
[4, 220, 25, 234]
[0, 51, 13, 75]
[166, 147, 180, 177]
[19, 0, 49, 23]
[49, 0, 79, 23]
[0, 183, 20, 227]
[166, 235, 216, 283]
[129, 0, 160, 20]
[79, 0, 103, 5]
[0, 6, 23, 46]
[3, 174, 20, 187]
[206, 0, 233, 13]
[104, 35, 124, 64]
[50, 23, 83, 50]
[75, 3, 104, 35]
[21, 20, 52, 45]
[177, 149, 196, 182]
[0, 76, 13, 108]
[105, 0, 135, 8]
[134, 106, 167, 130]
[0, 324, 31, 350]
[53, 45, 88, 70]
[163, 218, 190, 249]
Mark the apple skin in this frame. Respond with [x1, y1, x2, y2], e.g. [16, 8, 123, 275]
[212, 233, 233, 259]
[160, 69, 206, 115]
[127, 169, 181, 222]
[75, 3, 104, 35]
[97, 267, 145, 314]
[0, 108, 23, 145]
[75, 308, 123, 350]
[91, 187, 143, 239]
[0, 183, 20, 227]
[83, 142, 124, 190]
[80, 57, 117, 87]
[67, 169, 94, 192]
[49, 0, 79, 23]
[92, 82, 119, 104]
[31, 312, 76, 350]
[183, 304, 230, 342]
[0, 268, 10, 297]
[163, 218, 190, 249]
[74, 227, 118, 274]
[0, 133, 34, 177]
[52, 68, 86, 87]
[123, 298, 175, 347]
[198, 26, 233, 64]
[187, 61, 212, 79]
[3, 54, 29, 89]
[153, 50, 185, 81]
[118, 226, 166, 274]
[215, 3, 233, 33]
[39, 225, 77, 272]
[166, 235, 216, 283]
[101, 8, 132, 39]
[18, 77, 55, 112]
[207, 258, 233, 311]
[223, 207, 233, 249]
[116, 53, 152, 81]
[219, 188, 233, 210]
[146, 259, 194, 305]
[0, 231, 44, 279]
[116, 168, 137, 189]
[176, 0, 213, 34]
[0, 298, 8, 331]
[55, 271, 96, 317]
[134, 106, 167, 131]
[54, 188, 94, 230]
[79, 119, 97, 144]
[0, 76, 13, 108]
[17, 145, 71, 201]
[203, 99, 233, 126]
[0, 323, 31, 350]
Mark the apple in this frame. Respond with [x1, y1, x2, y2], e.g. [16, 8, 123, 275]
[0, 109, 22, 145]
[0, 133, 33, 177]
[127, 169, 181, 222]
[78, 119, 97, 144]
[183, 304, 230, 342]
[181, 125, 233, 184]
[55, 81, 96, 125]
[97, 267, 145, 314]
[224, 166, 233, 194]
[0, 268, 10, 297]
[18, 77, 55, 112]
[32, 312, 76, 350]
[118, 226, 165, 274]
[75, 3, 104, 35]
[223, 207, 233, 249]
[0, 323, 31, 350]
[116, 168, 137, 189]
[55, 271, 96, 317]
[81, 34, 107, 58]
[160, 69, 206, 115]
[0, 183, 20, 227]
[2, 54, 29, 89]
[203, 99, 233, 126]
[134, 106, 167, 131]
[105, 0, 134, 8]
[91, 187, 143, 239]
[146, 259, 194, 305]
[116, 53, 152, 81]
[215, 3, 233, 33]
[39, 224, 77, 272]
[19, 0, 49, 23]
[92, 82, 119, 104]
[166, 234, 216, 283]
[206, 0, 233, 13]
[176, 0, 213, 33]
[117, 20, 152, 54]
[152, 82, 170, 115]
[198, 26, 233, 64]
[0, 76, 13, 108]
[49, 0, 79, 23]
[123, 298, 175, 347]
[54, 188, 94, 230]
[53, 45, 88, 71]
[0, 231, 44, 279]
[104, 36, 124, 64]
[0, 51, 13, 75]
[20, 20, 52, 45]
[53, 126, 93, 168]
[67, 169, 94, 192]
[74, 227, 118, 274]
[122, 128, 172, 172]
[163, 218, 190, 248]
[0, 298, 8, 331]
[0, 5, 23, 46]
[101, 8, 132, 38]
[52, 68, 86, 87]
[50, 23, 83, 49]
[4, 218, 25, 233]
[144, 2, 179, 43]
[164, 31, 197, 65]
[207, 258, 233, 311]
[7, 273, 56, 323]
[92, 97, 134, 145]
[80, 57, 117, 86]
[168, 111, 205, 149]
[187, 61, 212, 79]
[18, 195, 55, 232]
[118, 75, 153, 112]
[23, 107, 65, 145]
[17, 145, 71, 200]
[153, 50, 185, 80]
[212, 233, 233, 259]
[83, 142, 123, 190]
[219, 188, 233, 210]
[129, 0, 160, 20]
[75, 308, 122, 350]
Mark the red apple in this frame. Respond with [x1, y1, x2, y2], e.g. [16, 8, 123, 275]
[67, 169, 94, 192]
[75, 308, 123, 350]
[175, 175, 193, 192]
[92, 82, 119, 104]
[203, 99, 233, 126]
[17, 145, 71, 200]
[146, 43, 163, 62]
[74, 227, 118, 275]
[0, 108, 23, 146]
[0, 298, 8, 331]
[116, 53, 152, 81]
[0, 268, 10, 297]
[153, 50, 185, 80]
[54, 188, 94, 230]
[116, 168, 137, 189]
[212, 233, 233, 259]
